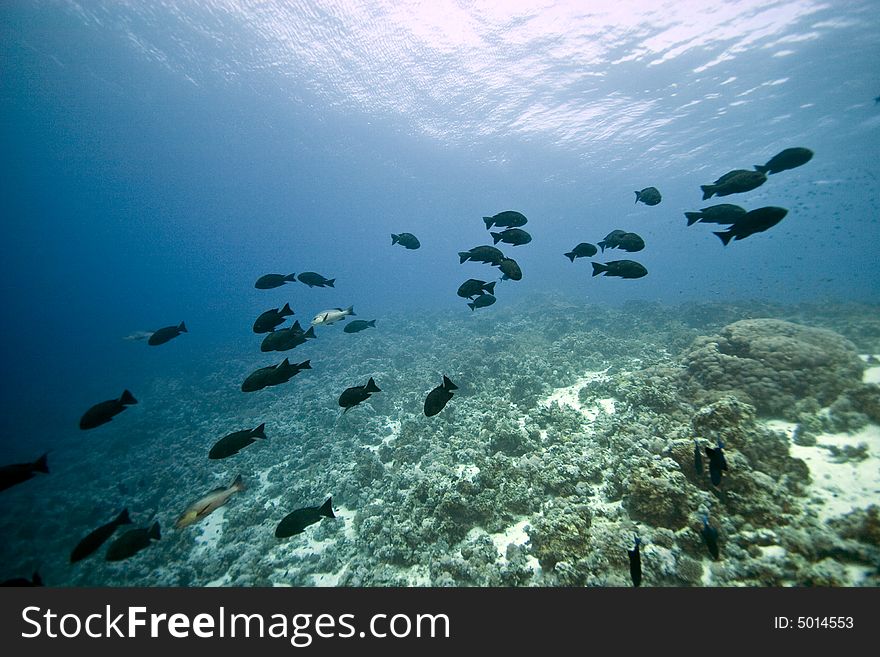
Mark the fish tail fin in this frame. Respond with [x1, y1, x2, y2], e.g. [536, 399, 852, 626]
[634, 191, 640, 203]
[367, 319, 376, 328]
[442, 375, 458, 391]
[490, 232, 502, 245]
[319, 497, 335, 519]
[366, 377, 381, 393]
[231, 474, 245, 491]
[700, 185, 715, 200]
[284, 273, 297, 282]
[280, 303, 293, 316]
[178, 321, 188, 333]
[116, 508, 132, 525]
[252, 423, 267, 439]
[714, 230, 734, 246]
[458, 252, 469, 264]
[684, 212, 702, 226]
[346, 305, 355, 315]
[484, 282, 496, 295]
[564, 251, 576, 262]
[754, 164, 768, 173]
[468, 302, 475, 311]
[149, 522, 161, 541]
[482, 217, 493, 229]
[304, 326, 316, 338]
[33, 452, 49, 474]
[292, 320, 303, 331]
[591, 262, 607, 277]
[120, 389, 137, 405]
[325, 279, 335, 287]
[597, 241, 607, 253]
[391, 234, 399, 244]
[298, 360, 311, 369]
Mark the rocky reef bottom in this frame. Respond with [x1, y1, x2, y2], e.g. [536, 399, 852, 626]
[1, 296, 878, 586]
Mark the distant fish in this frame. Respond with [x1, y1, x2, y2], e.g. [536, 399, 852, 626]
[338, 377, 381, 413]
[343, 319, 377, 334]
[209, 423, 267, 460]
[105, 522, 160, 562]
[605, 232, 645, 253]
[391, 233, 420, 250]
[297, 272, 335, 288]
[459, 245, 505, 265]
[0, 453, 49, 492]
[424, 375, 457, 417]
[694, 440, 703, 477]
[497, 257, 522, 281]
[634, 187, 661, 206]
[700, 170, 766, 200]
[79, 390, 137, 430]
[628, 535, 642, 587]
[754, 147, 813, 174]
[253, 303, 294, 334]
[713, 206, 788, 245]
[311, 306, 355, 326]
[701, 515, 720, 560]
[255, 273, 297, 289]
[483, 210, 528, 230]
[260, 322, 316, 352]
[147, 321, 187, 346]
[1, 572, 43, 587]
[704, 440, 728, 487]
[591, 260, 647, 279]
[564, 242, 598, 262]
[122, 331, 153, 342]
[275, 497, 335, 538]
[457, 279, 496, 299]
[175, 474, 245, 529]
[684, 204, 747, 227]
[70, 509, 131, 563]
[490, 228, 532, 246]
[468, 293, 496, 311]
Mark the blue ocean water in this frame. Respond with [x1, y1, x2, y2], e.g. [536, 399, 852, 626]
[1, 1, 878, 586]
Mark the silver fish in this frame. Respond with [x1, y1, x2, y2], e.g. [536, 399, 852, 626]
[175, 475, 245, 529]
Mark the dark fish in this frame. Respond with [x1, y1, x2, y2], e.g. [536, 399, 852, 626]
[468, 294, 496, 311]
[598, 230, 627, 253]
[483, 210, 528, 229]
[0, 453, 49, 492]
[704, 440, 728, 486]
[591, 260, 647, 279]
[684, 204, 747, 227]
[253, 303, 294, 334]
[628, 535, 642, 587]
[564, 242, 598, 262]
[714, 206, 788, 246]
[79, 390, 137, 430]
[457, 279, 496, 299]
[209, 423, 267, 459]
[70, 509, 131, 563]
[490, 228, 532, 246]
[754, 147, 813, 175]
[700, 170, 766, 200]
[270, 359, 311, 386]
[497, 257, 522, 281]
[694, 440, 703, 477]
[339, 377, 381, 412]
[701, 515, 720, 560]
[343, 319, 377, 333]
[260, 322, 316, 352]
[106, 522, 160, 562]
[147, 321, 187, 346]
[391, 233, 420, 249]
[275, 497, 335, 538]
[634, 187, 661, 206]
[255, 273, 297, 289]
[241, 358, 310, 392]
[297, 272, 335, 288]
[458, 245, 505, 265]
[1, 572, 43, 587]
[615, 233, 645, 253]
[424, 375, 457, 417]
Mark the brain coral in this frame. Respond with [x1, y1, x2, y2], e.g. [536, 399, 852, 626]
[682, 319, 864, 417]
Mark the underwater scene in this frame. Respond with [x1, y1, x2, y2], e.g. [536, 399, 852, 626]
[1, 0, 878, 587]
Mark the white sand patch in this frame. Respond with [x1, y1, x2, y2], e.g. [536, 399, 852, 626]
[765, 419, 798, 439]
[860, 354, 880, 384]
[488, 518, 532, 565]
[365, 419, 401, 453]
[789, 424, 880, 523]
[191, 507, 225, 557]
[844, 564, 872, 586]
[759, 545, 787, 560]
[334, 505, 358, 542]
[455, 464, 480, 482]
[205, 573, 231, 587]
[540, 370, 609, 412]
